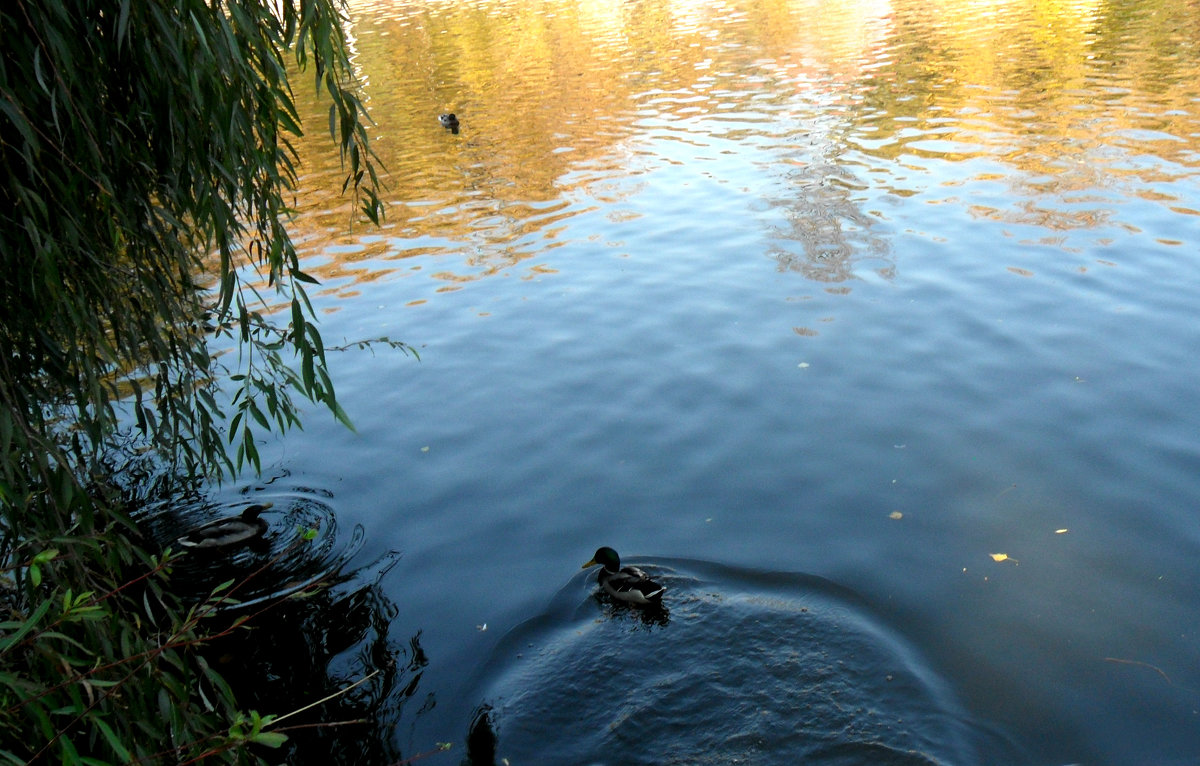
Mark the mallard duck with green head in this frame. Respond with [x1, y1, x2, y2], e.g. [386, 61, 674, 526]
[582, 546, 665, 605]
[178, 503, 272, 551]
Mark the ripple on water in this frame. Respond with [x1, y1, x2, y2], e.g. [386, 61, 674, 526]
[142, 491, 365, 610]
[470, 560, 1023, 766]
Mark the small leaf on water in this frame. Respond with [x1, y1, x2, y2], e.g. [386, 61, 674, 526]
[889, 511, 903, 520]
[989, 553, 1018, 563]
[1055, 528, 1069, 534]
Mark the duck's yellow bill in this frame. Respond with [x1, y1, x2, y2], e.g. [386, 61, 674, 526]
[581, 558, 597, 569]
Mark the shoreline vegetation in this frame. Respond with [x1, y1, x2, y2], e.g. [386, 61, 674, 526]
[0, 1, 404, 761]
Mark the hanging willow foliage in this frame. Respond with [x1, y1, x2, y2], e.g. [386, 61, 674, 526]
[0, 0, 400, 762]
[1, 0, 387, 495]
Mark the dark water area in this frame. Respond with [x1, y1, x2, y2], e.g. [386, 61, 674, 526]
[169, 0, 1200, 763]
[477, 559, 1030, 764]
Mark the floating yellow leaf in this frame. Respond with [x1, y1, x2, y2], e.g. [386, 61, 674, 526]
[1055, 528, 1069, 534]
[989, 553, 1018, 563]
[889, 511, 903, 520]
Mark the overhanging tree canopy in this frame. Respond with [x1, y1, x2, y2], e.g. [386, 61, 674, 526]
[0, 1, 393, 761]
[1, 0, 383, 507]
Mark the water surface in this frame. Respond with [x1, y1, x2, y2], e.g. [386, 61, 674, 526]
[205, 1, 1200, 763]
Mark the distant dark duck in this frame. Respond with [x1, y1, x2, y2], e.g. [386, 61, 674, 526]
[438, 113, 460, 131]
[582, 546, 665, 605]
[178, 503, 272, 551]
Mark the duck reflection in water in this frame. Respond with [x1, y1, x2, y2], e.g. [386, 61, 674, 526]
[599, 594, 670, 627]
[463, 705, 498, 766]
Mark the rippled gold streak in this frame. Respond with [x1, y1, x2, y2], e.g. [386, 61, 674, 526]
[278, 0, 1200, 290]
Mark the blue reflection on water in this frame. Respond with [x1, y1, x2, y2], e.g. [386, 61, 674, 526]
[201, 0, 1200, 763]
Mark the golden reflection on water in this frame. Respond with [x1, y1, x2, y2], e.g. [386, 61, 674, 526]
[285, 0, 1200, 291]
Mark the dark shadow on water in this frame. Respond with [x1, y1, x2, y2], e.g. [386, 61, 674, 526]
[591, 591, 671, 628]
[125, 471, 1028, 766]
[463, 705, 498, 766]
[130, 481, 437, 765]
[460, 557, 1030, 766]
[203, 550, 425, 765]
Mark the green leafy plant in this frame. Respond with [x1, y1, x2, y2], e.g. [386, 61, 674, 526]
[0, 0, 409, 762]
[0, 512, 360, 764]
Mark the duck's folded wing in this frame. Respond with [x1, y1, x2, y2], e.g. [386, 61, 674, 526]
[613, 569, 666, 599]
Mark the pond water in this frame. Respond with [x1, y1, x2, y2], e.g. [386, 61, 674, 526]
[190, 0, 1200, 763]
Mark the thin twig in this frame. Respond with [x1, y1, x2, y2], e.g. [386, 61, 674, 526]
[1103, 656, 1173, 685]
[384, 743, 455, 766]
[1102, 656, 1198, 694]
[266, 669, 380, 728]
[271, 718, 370, 732]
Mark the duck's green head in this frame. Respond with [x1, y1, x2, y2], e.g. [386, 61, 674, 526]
[582, 546, 621, 571]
